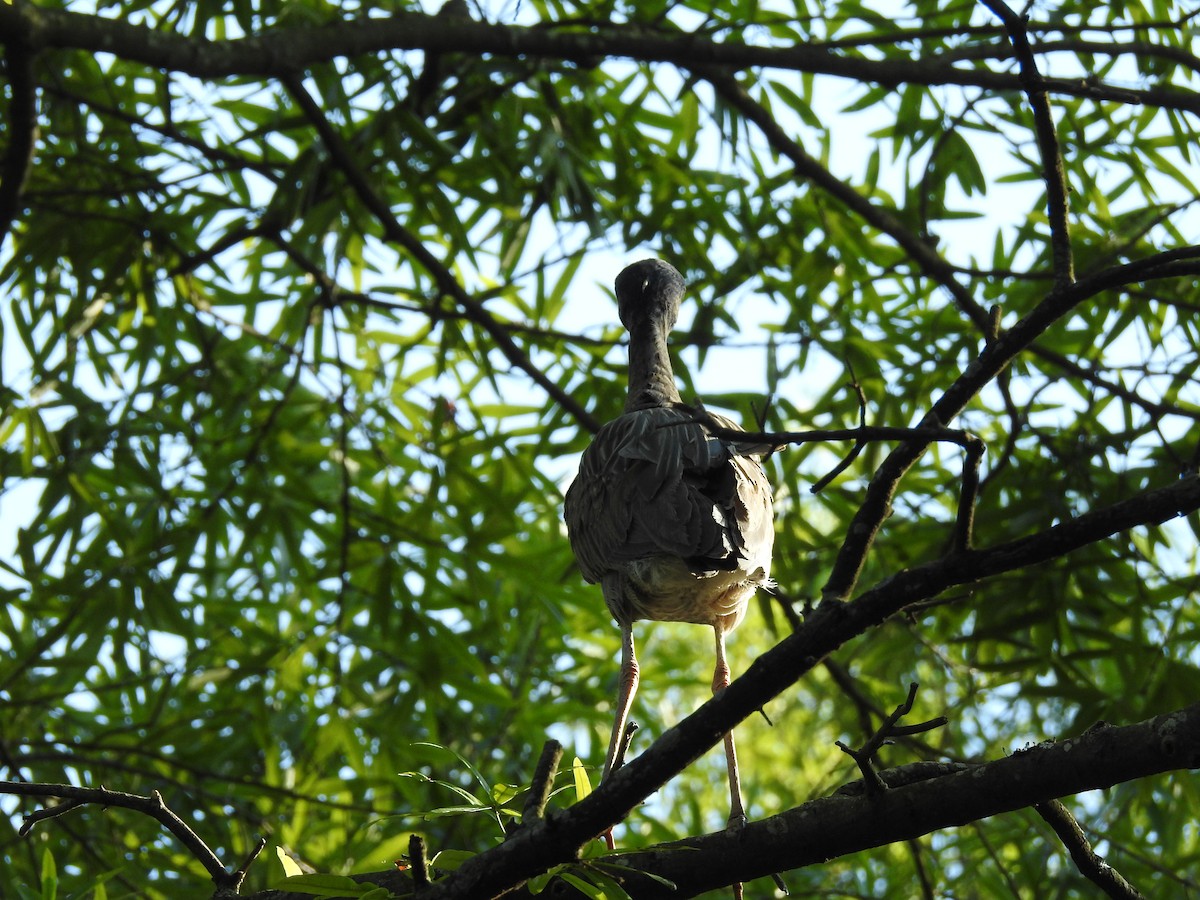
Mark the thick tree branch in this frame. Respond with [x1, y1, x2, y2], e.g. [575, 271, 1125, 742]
[601, 706, 1200, 898]
[248, 704, 1200, 899]
[1, 5, 1196, 113]
[592, 710, 1196, 898]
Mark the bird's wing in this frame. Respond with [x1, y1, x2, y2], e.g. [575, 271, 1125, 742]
[565, 405, 771, 584]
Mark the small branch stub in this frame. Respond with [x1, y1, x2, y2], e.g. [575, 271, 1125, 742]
[612, 721, 640, 774]
[410, 834, 431, 890]
[522, 739, 564, 825]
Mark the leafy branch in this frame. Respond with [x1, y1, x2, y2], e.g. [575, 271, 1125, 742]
[280, 73, 601, 432]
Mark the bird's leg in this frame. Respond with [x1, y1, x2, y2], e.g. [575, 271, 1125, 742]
[604, 623, 640, 781]
[601, 622, 639, 849]
[712, 626, 746, 830]
[714, 626, 746, 900]
[713, 627, 746, 900]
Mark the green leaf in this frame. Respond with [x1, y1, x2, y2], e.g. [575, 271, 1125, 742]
[272, 874, 376, 897]
[276, 846, 305, 878]
[40, 849, 57, 900]
[572, 756, 592, 802]
[429, 849, 477, 872]
[557, 871, 612, 900]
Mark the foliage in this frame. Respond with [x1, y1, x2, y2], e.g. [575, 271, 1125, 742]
[1, 0, 1199, 897]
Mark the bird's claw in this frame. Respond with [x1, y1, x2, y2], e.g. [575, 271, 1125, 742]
[725, 812, 748, 833]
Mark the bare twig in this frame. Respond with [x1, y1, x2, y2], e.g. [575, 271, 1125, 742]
[698, 419, 983, 455]
[909, 838, 936, 900]
[1036, 799, 1147, 900]
[693, 415, 987, 516]
[20, 798, 85, 829]
[810, 375, 871, 492]
[824, 660, 883, 741]
[954, 437, 985, 553]
[611, 721, 640, 774]
[3, 781, 241, 890]
[231, 837, 268, 889]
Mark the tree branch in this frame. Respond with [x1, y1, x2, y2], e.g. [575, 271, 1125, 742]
[248, 703, 1200, 899]
[694, 417, 987, 547]
[1036, 798, 1148, 900]
[519, 740, 563, 825]
[835, 682, 947, 794]
[2, 781, 244, 891]
[980, 0, 1074, 286]
[1, 5, 1196, 113]
[822, 243, 1200, 602]
[597, 704, 1200, 898]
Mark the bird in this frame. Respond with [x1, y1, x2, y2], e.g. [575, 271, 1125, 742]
[563, 258, 775, 849]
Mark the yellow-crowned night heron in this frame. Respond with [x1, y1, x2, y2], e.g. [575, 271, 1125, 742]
[564, 258, 775, 844]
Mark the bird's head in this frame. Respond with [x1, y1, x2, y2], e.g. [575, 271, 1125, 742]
[615, 259, 685, 333]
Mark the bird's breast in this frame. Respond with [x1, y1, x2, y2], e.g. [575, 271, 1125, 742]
[606, 554, 769, 631]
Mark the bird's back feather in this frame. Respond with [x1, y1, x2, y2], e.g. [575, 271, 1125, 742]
[564, 404, 773, 629]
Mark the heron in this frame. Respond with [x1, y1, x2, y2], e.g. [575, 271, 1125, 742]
[564, 258, 775, 849]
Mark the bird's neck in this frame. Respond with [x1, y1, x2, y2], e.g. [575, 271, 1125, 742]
[624, 320, 683, 411]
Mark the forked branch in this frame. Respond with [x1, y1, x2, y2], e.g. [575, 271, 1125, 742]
[835, 683, 948, 795]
